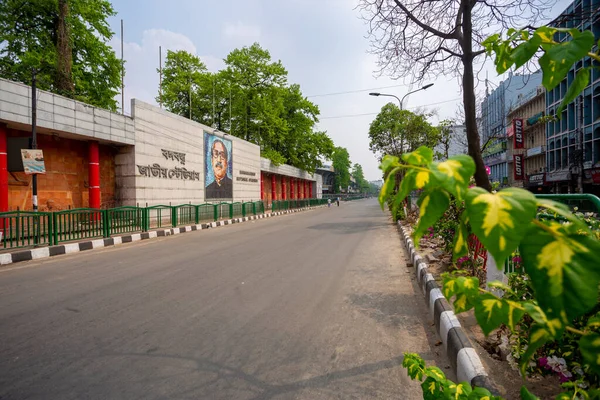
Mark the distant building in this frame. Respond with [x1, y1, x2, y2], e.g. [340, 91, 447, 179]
[506, 85, 547, 192]
[480, 71, 543, 185]
[435, 124, 468, 160]
[545, 1, 600, 194]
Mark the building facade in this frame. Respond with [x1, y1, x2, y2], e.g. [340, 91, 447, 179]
[434, 124, 468, 160]
[506, 86, 547, 192]
[0, 78, 320, 212]
[545, 0, 600, 193]
[480, 71, 543, 185]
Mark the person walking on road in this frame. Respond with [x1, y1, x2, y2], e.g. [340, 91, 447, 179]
[336, 197, 340, 207]
[328, 198, 331, 208]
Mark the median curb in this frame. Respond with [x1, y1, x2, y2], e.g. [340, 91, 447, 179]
[0, 207, 319, 266]
[398, 222, 498, 393]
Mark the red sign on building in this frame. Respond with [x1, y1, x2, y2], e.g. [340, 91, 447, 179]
[513, 119, 524, 149]
[513, 154, 524, 180]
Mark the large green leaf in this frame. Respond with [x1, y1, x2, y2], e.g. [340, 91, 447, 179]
[421, 377, 444, 400]
[465, 188, 537, 265]
[451, 216, 470, 262]
[579, 333, 600, 374]
[522, 302, 565, 339]
[539, 30, 595, 90]
[413, 188, 450, 243]
[430, 155, 476, 200]
[557, 67, 590, 115]
[402, 352, 425, 380]
[520, 386, 541, 400]
[520, 222, 600, 320]
[474, 292, 525, 336]
[511, 35, 542, 69]
[378, 166, 400, 209]
[380, 154, 399, 173]
[402, 146, 434, 166]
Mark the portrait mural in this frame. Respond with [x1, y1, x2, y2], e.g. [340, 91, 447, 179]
[204, 132, 233, 199]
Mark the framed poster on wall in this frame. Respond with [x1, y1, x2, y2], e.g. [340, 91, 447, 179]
[204, 132, 233, 199]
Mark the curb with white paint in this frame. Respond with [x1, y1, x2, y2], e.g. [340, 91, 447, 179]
[398, 222, 498, 393]
[0, 207, 318, 266]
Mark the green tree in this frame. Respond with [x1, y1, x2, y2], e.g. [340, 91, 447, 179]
[368, 104, 440, 160]
[332, 147, 352, 193]
[0, 0, 123, 111]
[352, 163, 370, 193]
[158, 50, 210, 122]
[435, 119, 455, 160]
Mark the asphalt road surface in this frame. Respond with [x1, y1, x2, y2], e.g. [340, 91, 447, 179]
[0, 198, 453, 400]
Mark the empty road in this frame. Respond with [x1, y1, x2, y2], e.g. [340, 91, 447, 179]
[0, 199, 452, 399]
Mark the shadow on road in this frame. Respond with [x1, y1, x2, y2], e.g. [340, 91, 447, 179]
[100, 351, 416, 399]
[306, 221, 387, 234]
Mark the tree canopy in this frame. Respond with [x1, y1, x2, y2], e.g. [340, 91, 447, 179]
[352, 163, 370, 193]
[358, 0, 554, 191]
[0, 0, 122, 111]
[332, 147, 352, 192]
[368, 103, 440, 160]
[159, 43, 334, 173]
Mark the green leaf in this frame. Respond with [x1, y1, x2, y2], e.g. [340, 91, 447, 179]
[380, 154, 399, 173]
[402, 146, 434, 166]
[522, 302, 565, 338]
[511, 35, 542, 69]
[579, 333, 600, 374]
[494, 41, 515, 74]
[520, 324, 553, 376]
[413, 188, 451, 243]
[468, 387, 493, 400]
[520, 385, 541, 400]
[423, 366, 447, 382]
[474, 292, 525, 335]
[421, 377, 444, 400]
[533, 26, 557, 44]
[430, 155, 476, 200]
[557, 68, 590, 114]
[520, 222, 600, 320]
[378, 167, 400, 209]
[539, 30, 595, 90]
[447, 381, 473, 399]
[402, 352, 425, 380]
[466, 188, 537, 266]
[452, 217, 470, 262]
[586, 313, 600, 329]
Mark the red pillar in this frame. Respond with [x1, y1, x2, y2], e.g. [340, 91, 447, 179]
[0, 124, 8, 212]
[290, 178, 294, 199]
[260, 172, 264, 200]
[309, 182, 313, 199]
[282, 177, 287, 200]
[298, 179, 302, 199]
[271, 174, 276, 201]
[88, 141, 101, 209]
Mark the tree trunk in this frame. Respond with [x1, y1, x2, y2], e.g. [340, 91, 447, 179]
[55, 0, 74, 94]
[461, 2, 491, 191]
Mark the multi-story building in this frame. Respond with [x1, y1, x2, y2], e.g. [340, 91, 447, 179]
[506, 86, 548, 192]
[480, 71, 543, 185]
[434, 124, 468, 160]
[545, 0, 600, 194]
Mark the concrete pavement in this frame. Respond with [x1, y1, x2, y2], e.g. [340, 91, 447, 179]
[0, 198, 453, 399]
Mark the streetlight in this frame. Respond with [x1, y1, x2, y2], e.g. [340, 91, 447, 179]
[369, 83, 434, 109]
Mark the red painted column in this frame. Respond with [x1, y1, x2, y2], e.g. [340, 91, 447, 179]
[0, 124, 8, 212]
[88, 141, 101, 209]
[260, 172, 264, 200]
[271, 174, 276, 201]
[282, 177, 286, 200]
[298, 179, 302, 199]
[290, 178, 294, 199]
[309, 181, 313, 199]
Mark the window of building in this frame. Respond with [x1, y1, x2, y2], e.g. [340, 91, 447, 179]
[594, 138, 600, 164]
[562, 110, 568, 132]
[585, 141, 593, 161]
[549, 149, 555, 170]
[556, 149, 562, 169]
[595, 125, 600, 140]
[585, 93, 593, 125]
[569, 102, 576, 131]
[562, 147, 569, 168]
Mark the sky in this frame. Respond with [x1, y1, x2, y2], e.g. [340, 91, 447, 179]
[106, 0, 572, 181]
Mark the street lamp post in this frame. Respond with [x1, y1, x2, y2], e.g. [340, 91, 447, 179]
[369, 83, 434, 110]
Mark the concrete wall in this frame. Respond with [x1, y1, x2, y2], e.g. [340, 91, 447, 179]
[116, 100, 260, 206]
[0, 78, 134, 145]
[260, 158, 317, 181]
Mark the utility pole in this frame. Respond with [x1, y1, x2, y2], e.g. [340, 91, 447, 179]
[121, 19, 124, 114]
[577, 96, 584, 193]
[31, 70, 38, 213]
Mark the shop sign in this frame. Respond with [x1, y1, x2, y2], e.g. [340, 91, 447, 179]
[526, 146, 544, 157]
[589, 168, 600, 184]
[513, 119, 524, 149]
[513, 155, 524, 180]
[483, 152, 506, 165]
[527, 173, 545, 186]
[546, 170, 570, 182]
